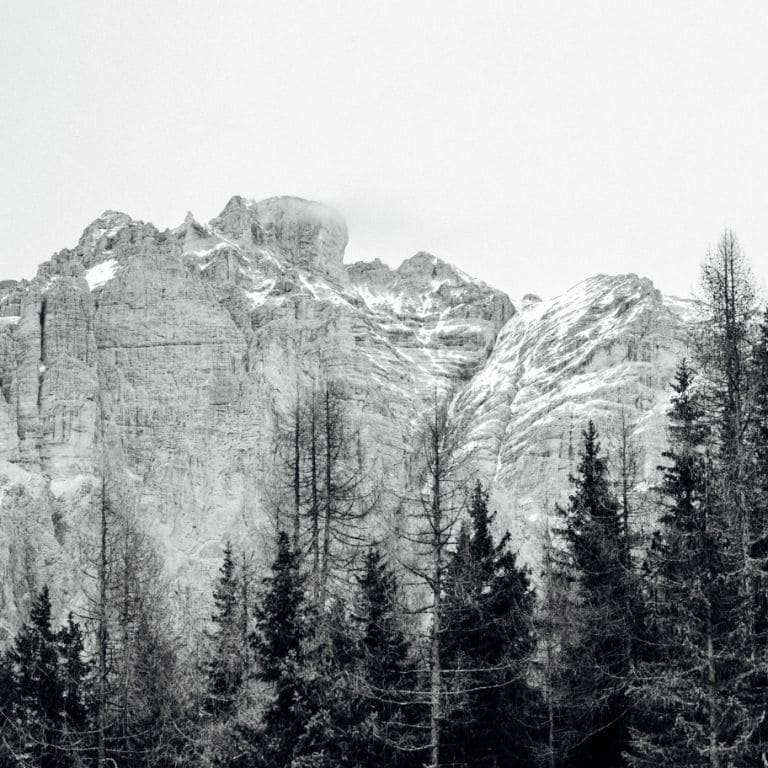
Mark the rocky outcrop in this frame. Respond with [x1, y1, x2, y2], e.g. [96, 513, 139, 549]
[208, 195, 349, 285]
[0, 196, 692, 630]
[455, 274, 692, 564]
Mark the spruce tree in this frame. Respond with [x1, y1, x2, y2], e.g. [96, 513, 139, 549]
[0, 653, 15, 768]
[349, 547, 418, 767]
[7, 586, 64, 768]
[205, 541, 245, 717]
[57, 613, 90, 752]
[628, 360, 763, 766]
[749, 309, 768, 650]
[752, 309, 768, 759]
[442, 481, 541, 768]
[552, 422, 632, 768]
[126, 609, 184, 768]
[250, 530, 311, 767]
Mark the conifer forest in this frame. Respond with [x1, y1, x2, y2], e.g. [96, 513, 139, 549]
[2, 230, 768, 768]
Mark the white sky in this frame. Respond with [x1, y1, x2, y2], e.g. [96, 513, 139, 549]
[1, 0, 767, 300]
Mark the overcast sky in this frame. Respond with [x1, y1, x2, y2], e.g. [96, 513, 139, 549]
[1, 1, 767, 300]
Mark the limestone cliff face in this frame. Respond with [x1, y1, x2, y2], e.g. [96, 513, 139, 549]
[0, 196, 514, 632]
[0, 195, 691, 633]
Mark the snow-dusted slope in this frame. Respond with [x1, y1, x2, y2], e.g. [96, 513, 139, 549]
[454, 274, 692, 564]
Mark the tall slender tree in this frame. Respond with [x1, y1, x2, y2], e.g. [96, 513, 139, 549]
[349, 547, 419, 767]
[552, 421, 632, 768]
[250, 530, 312, 767]
[696, 230, 759, 617]
[403, 396, 466, 768]
[749, 309, 768, 651]
[276, 378, 375, 607]
[628, 360, 764, 767]
[441, 481, 541, 767]
[205, 542, 246, 717]
[6, 586, 64, 768]
[57, 613, 90, 755]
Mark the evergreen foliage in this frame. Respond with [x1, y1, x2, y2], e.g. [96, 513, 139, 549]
[57, 614, 90, 751]
[442, 481, 541, 768]
[628, 359, 766, 766]
[347, 547, 420, 768]
[249, 530, 312, 767]
[2, 231, 768, 767]
[5, 587, 65, 768]
[552, 422, 633, 768]
[205, 542, 245, 717]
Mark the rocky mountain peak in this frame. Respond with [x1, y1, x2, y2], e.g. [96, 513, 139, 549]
[346, 257, 392, 289]
[77, 210, 134, 254]
[180, 210, 204, 230]
[397, 251, 460, 283]
[521, 293, 542, 310]
[0, 193, 695, 637]
[208, 195, 348, 284]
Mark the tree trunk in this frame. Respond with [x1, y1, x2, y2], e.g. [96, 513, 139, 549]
[320, 388, 333, 605]
[310, 395, 320, 601]
[707, 608, 719, 768]
[98, 488, 108, 768]
[293, 400, 301, 551]
[429, 428, 442, 768]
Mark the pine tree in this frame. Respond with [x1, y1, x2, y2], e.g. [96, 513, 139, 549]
[696, 231, 760, 646]
[749, 309, 768, 651]
[126, 608, 184, 768]
[7, 586, 64, 768]
[81, 469, 177, 767]
[205, 542, 245, 717]
[287, 597, 360, 768]
[57, 613, 90, 753]
[442, 481, 541, 768]
[356, 547, 412, 703]
[349, 547, 419, 767]
[250, 530, 311, 767]
[552, 422, 632, 768]
[753, 309, 768, 514]
[0, 652, 16, 768]
[286, 549, 421, 768]
[752, 308, 768, 761]
[628, 360, 763, 767]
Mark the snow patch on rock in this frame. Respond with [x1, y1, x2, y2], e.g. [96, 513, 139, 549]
[85, 259, 118, 290]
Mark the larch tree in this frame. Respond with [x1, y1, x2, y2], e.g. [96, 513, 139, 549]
[401, 395, 466, 768]
[275, 377, 375, 608]
[696, 230, 759, 612]
[80, 468, 183, 768]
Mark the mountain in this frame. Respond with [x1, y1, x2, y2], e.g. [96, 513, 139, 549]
[455, 274, 692, 563]
[0, 195, 691, 635]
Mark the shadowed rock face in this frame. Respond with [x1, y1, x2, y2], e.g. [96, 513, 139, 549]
[0, 196, 691, 632]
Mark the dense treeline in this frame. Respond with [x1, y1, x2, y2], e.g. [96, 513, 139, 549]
[1, 229, 768, 766]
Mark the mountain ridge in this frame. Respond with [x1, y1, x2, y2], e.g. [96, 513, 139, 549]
[0, 195, 692, 636]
